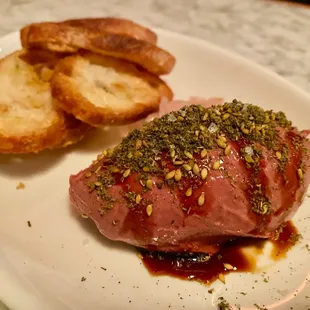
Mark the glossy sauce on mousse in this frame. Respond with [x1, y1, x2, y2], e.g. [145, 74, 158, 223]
[140, 221, 299, 284]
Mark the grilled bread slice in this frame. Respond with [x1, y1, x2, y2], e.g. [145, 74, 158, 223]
[62, 17, 157, 44]
[21, 17, 157, 46]
[51, 52, 173, 127]
[20, 23, 175, 75]
[0, 50, 92, 154]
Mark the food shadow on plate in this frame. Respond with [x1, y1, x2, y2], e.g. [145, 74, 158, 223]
[69, 199, 135, 254]
[73, 122, 144, 154]
[0, 300, 10, 310]
[0, 123, 140, 177]
[0, 129, 110, 178]
[0, 148, 67, 178]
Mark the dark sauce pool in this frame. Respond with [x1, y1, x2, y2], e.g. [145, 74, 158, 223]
[140, 221, 298, 284]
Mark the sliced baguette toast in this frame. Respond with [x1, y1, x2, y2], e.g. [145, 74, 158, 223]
[20, 23, 176, 75]
[62, 17, 157, 44]
[50, 52, 173, 127]
[21, 17, 157, 46]
[0, 50, 92, 154]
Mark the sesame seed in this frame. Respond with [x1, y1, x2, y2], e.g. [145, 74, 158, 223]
[146, 205, 153, 216]
[261, 203, 269, 214]
[184, 151, 193, 159]
[297, 168, 303, 180]
[185, 187, 192, 197]
[244, 155, 254, 163]
[193, 163, 200, 176]
[223, 263, 234, 270]
[136, 194, 142, 204]
[216, 138, 227, 149]
[241, 128, 250, 135]
[219, 135, 227, 142]
[111, 166, 120, 173]
[146, 179, 153, 189]
[213, 160, 221, 170]
[170, 149, 176, 158]
[173, 160, 184, 165]
[182, 164, 192, 171]
[276, 151, 282, 160]
[85, 172, 92, 178]
[218, 273, 226, 284]
[165, 170, 176, 180]
[222, 113, 230, 120]
[201, 168, 208, 180]
[201, 149, 208, 159]
[174, 169, 182, 181]
[198, 192, 205, 206]
[224, 145, 231, 156]
[123, 169, 131, 178]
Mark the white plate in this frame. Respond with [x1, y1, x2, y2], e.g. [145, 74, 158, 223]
[0, 29, 310, 310]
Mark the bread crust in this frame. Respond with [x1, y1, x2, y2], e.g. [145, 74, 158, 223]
[0, 50, 92, 154]
[0, 109, 91, 154]
[21, 17, 157, 46]
[20, 23, 176, 75]
[61, 17, 157, 44]
[51, 53, 173, 127]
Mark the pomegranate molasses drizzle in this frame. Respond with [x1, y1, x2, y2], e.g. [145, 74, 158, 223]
[140, 221, 298, 284]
